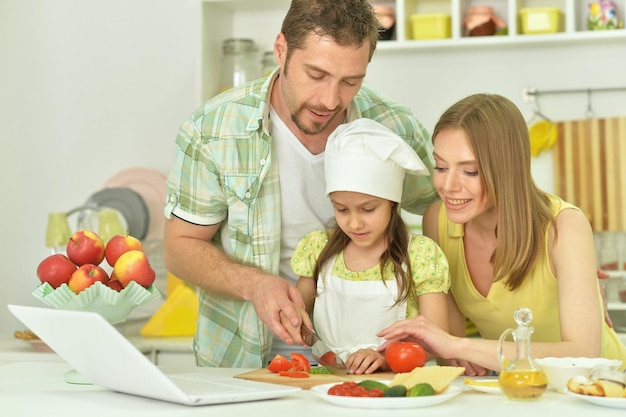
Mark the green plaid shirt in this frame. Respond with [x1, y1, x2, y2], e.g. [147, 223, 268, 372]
[164, 70, 438, 368]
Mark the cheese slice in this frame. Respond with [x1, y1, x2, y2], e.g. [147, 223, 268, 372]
[390, 366, 465, 393]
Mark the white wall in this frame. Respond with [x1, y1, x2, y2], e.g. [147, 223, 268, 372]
[0, 0, 199, 334]
[365, 41, 626, 193]
[2, 0, 625, 336]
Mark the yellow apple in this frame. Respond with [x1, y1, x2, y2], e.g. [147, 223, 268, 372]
[104, 234, 143, 267]
[113, 250, 155, 288]
[66, 230, 105, 266]
[68, 264, 109, 294]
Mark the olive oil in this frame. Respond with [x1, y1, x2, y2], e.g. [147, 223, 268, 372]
[498, 368, 547, 400]
[497, 308, 547, 401]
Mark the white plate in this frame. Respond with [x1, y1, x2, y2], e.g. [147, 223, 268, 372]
[463, 378, 502, 394]
[565, 389, 626, 409]
[310, 382, 462, 409]
[103, 168, 167, 241]
[84, 188, 150, 240]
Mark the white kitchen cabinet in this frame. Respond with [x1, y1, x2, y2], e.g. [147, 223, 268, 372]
[200, 0, 626, 99]
[145, 349, 197, 368]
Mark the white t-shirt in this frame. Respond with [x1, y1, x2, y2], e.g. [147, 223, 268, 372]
[270, 107, 334, 285]
[269, 107, 333, 361]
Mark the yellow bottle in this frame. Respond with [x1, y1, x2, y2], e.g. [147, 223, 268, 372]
[497, 308, 548, 400]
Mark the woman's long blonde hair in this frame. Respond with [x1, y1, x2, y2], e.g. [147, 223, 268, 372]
[432, 94, 554, 290]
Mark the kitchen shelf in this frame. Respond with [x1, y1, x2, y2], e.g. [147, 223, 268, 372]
[393, 0, 626, 42]
[375, 28, 626, 51]
[608, 302, 626, 311]
[200, 0, 626, 99]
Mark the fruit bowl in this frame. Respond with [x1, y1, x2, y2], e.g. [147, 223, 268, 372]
[32, 281, 161, 324]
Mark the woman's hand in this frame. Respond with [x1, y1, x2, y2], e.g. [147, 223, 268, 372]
[346, 348, 388, 375]
[378, 316, 502, 374]
[377, 316, 459, 359]
[439, 358, 491, 376]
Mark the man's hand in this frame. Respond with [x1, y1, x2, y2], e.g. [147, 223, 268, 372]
[251, 275, 312, 346]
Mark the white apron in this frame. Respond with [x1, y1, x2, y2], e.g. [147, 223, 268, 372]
[313, 254, 407, 362]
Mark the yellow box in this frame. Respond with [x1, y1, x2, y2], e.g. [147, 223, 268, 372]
[520, 7, 563, 34]
[410, 13, 451, 40]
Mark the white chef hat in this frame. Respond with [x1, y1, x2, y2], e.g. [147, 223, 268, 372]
[325, 119, 429, 203]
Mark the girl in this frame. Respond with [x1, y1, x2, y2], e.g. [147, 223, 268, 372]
[290, 118, 450, 374]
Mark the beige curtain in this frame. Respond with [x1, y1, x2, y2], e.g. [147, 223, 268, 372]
[552, 117, 626, 232]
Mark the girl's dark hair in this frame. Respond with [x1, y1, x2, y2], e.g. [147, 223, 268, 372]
[313, 202, 414, 306]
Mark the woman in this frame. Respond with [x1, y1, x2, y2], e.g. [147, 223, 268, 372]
[378, 94, 626, 375]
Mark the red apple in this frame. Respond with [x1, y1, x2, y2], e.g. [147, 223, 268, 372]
[68, 264, 109, 294]
[113, 250, 155, 288]
[37, 254, 78, 288]
[105, 279, 124, 292]
[66, 230, 105, 266]
[104, 234, 143, 267]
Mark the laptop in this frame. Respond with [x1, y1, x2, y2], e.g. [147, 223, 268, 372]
[8, 304, 300, 406]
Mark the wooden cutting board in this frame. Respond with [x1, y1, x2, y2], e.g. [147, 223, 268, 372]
[234, 368, 396, 390]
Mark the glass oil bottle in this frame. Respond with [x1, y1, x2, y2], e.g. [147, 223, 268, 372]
[497, 307, 548, 400]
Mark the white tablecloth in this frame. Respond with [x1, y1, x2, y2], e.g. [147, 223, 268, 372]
[0, 361, 624, 417]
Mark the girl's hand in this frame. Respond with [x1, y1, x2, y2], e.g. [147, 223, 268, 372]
[346, 349, 388, 375]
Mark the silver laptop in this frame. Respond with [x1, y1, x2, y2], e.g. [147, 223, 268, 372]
[8, 304, 300, 406]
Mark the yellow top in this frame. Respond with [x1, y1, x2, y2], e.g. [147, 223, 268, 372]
[437, 195, 626, 364]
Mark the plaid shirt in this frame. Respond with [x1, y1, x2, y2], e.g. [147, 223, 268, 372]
[164, 70, 438, 368]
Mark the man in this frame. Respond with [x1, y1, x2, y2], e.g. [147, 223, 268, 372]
[162, 0, 438, 368]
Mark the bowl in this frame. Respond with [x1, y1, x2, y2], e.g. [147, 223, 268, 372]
[32, 281, 162, 324]
[535, 357, 622, 393]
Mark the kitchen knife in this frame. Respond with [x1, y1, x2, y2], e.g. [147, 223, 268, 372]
[301, 325, 348, 375]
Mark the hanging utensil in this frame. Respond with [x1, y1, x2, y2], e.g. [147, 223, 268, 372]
[527, 99, 557, 157]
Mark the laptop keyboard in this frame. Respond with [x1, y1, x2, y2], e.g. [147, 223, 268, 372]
[169, 377, 250, 396]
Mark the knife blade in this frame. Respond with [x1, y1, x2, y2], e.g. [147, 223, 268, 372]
[301, 325, 348, 375]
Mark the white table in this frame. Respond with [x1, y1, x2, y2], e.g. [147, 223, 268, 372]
[0, 361, 624, 417]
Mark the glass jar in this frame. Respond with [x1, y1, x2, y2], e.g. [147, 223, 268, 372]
[463, 6, 506, 36]
[219, 38, 259, 92]
[261, 51, 277, 76]
[497, 308, 548, 401]
[599, 231, 619, 270]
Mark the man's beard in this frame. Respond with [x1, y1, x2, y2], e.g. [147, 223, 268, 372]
[290, 106, 338, 136]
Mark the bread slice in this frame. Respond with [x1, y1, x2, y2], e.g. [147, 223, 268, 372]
[595, 380, 626, 398]
[390, 366, 465, 393]
[567, 376, 626, 398]
[567, 376, 604, 396]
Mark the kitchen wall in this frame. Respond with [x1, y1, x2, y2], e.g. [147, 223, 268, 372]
[0, 0, 199, 334]
[2, 0, 625, 336]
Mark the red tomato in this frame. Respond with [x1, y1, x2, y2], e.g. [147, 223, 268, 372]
[290, 352, 311, 372]
[327, 382, 383, 397]
[278, 370, 309, 378]
[385, 341, 426, 373]
[319, 351, 338, 366]
[267, 354, 292, 373]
